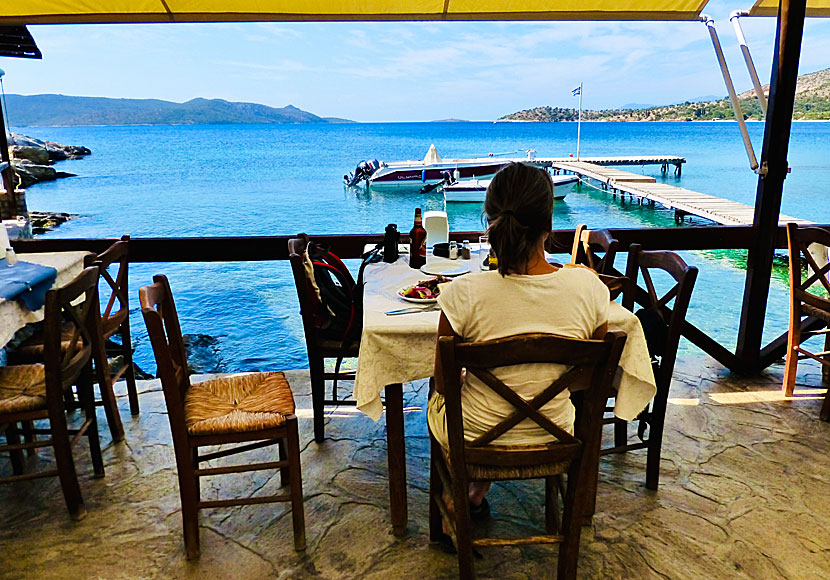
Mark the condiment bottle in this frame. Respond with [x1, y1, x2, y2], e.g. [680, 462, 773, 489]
[462, 240, 471, 260]
[488, 248, 498, 270]
[449, 241, 458, 260]
[5, 248, 17, 266]
[409, 208, 427, 269]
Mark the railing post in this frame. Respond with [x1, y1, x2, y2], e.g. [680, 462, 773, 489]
[735, 0, 807, 370]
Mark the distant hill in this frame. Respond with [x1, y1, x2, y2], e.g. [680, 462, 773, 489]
[500, 68, 830, 122]
[4, 94, 351, 126]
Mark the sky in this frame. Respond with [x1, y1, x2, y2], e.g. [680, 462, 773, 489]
[1, 1, 829, 122]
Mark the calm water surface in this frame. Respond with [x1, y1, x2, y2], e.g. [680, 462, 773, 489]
[15, 121, 830, 373]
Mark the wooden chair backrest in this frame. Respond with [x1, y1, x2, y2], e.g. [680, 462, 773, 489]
[786, 223, 830, 314]
[437, 332, 626, 470]
[623, 244, 698, 390]
[288, 234, 324, 344]
[139, 274, 190, 415]
[84, 235, 130, 335]
[569, 224, 619, 275]
[44, 266, 100, 396]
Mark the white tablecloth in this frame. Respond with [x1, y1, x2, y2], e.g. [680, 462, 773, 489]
[0, 251, 89, 348]
[353, 258, 657, 422]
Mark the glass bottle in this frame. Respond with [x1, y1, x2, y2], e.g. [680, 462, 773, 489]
[409, 208, 427, 269]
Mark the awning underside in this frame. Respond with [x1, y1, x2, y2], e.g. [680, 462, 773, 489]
[0, 0, 710, 25]
[749, 0, 830, 17]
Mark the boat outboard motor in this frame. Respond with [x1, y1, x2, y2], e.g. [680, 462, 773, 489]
[344, 159, 382, 186]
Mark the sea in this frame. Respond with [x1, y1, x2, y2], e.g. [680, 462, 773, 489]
[14, 121, 830, 375]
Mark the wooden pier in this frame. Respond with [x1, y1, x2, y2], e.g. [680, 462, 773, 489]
[531, 155, 685, 177]
[553, 161, 810, 227]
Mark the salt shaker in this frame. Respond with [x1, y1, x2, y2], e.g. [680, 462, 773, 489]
[5, 247, 17, 266]
[448, 241, 458, 260]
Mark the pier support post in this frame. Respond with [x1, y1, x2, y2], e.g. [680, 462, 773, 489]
[736, 0, 806, 371]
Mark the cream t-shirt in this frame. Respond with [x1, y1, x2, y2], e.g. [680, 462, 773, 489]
[430, 265, 610, 446]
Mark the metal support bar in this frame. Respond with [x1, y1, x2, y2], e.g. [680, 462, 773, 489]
[701, 14, 760, 171]
[731, 10, 769, 115]
[736, 0, 807, 371]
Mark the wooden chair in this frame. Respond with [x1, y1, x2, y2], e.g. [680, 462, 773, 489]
[429, 331, 627, 580]
[569, 224, 619, 275]
[84, 235, 139, 416]
[288, 234, 359, 443]
[784, 222, 830, 421]
[603, 244, 698, 490]
[139, 274, 305, 559]
[0, 266, 105, 519]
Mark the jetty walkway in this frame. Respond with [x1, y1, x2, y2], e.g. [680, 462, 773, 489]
[551, 160, 811, 227]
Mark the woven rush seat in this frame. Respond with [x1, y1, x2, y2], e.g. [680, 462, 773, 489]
[9, 321, 82, 362]
[185, 371, 295, 436]
[440, 444, 571, 480]
[0, 364, 47, 414]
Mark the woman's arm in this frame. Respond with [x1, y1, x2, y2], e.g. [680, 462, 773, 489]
[433, 312, 460, 394]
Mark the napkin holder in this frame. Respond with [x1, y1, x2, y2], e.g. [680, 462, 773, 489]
[423, 211, 449, 249]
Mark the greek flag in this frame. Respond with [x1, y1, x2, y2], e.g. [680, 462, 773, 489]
[572, 86, 581, 96]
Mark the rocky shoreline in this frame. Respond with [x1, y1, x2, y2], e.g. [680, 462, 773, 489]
[6, 131, 91, 188]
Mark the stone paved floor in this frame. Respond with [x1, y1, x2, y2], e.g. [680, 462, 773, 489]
[1, 354, 829, 580]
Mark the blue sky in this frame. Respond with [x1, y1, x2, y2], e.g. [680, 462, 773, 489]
[1, 2, 829, 122]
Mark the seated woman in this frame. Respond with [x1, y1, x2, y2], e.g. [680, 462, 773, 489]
[427, 162, 610, 520]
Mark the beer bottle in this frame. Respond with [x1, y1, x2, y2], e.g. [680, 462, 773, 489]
[409, 208, 427, 269]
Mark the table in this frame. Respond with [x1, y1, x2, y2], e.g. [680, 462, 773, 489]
[0, 252, 89, 348]
[353, 257, 657, 536]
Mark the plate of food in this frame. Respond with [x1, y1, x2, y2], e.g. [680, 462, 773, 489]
[397, 276, 452, 303]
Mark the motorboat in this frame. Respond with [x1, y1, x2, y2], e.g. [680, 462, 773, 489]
[443, 174, 579, 203]
[344, 145, 518, 190]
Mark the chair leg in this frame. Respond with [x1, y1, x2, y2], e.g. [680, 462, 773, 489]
[180, 450, 201, 560]
[428, 437, 443, 542]
[92, 348, 125, 442]
[278, 439, 289, 487]
[77, 364, 105, 478]
[49, 406, 86, 520]
[783, 312, 802, 397]
[613, 418, 627, 447]
[645, 390, 669, 491]
[4, 423, 25, 475]
[545, 475, 561, 534]
[452, 474, 475, 580]
[286, 418, 306, 551]
[22, 420, 37, 457]
[308, 355, 326, 443]
[820, 385, 830, 422]
[120, 325, 140, 416]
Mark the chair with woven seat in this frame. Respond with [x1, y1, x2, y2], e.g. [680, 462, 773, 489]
[429, 331, 626, 580]
[140, 274, 305, 559]
[84, 235, 139, 417]
[0, 266, 105, 519]
[603, 244, 698, 490]
[569, 224, 619, 275]
[784, 222, 830, 421]
[288, 234, 360, 443]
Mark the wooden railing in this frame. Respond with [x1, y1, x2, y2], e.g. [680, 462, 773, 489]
[11, 223, 822, 375]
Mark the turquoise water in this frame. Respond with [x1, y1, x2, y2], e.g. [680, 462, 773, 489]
[15, 121, 830, 373]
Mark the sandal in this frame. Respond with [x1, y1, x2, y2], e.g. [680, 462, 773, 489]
[469, 497, 490, 522]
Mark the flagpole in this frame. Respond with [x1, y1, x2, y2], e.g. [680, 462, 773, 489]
[576, 82, 582, 161]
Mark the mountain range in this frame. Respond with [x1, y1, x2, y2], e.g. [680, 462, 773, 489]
[4, 94, 352, 126]
[499, 68, 830, 122]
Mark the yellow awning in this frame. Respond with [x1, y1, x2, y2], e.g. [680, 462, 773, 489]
[749, 0, 830, 17]
[0, 1, 710, 25]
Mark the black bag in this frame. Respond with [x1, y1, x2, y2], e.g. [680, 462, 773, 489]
[635, 307, 668, 361]
[307, 242, 380, 345]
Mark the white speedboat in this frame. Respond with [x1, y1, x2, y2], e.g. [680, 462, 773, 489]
[443, 174, 578, 203]
[344, 144, 519, 190]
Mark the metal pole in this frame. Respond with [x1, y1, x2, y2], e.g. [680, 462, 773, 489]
[735, 0, 807, 370]
[731, 10, 769, 116]
[576, 82, 582, 161]
[702, 15, 759, 171]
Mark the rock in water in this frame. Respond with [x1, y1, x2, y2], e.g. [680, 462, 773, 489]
[5, 131, 90, 188]
[183, 334, 225, 374]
